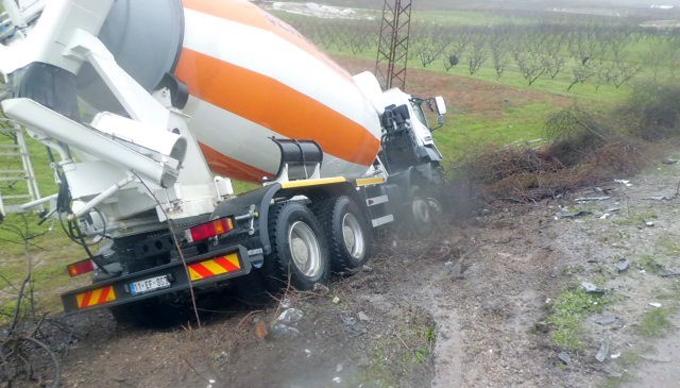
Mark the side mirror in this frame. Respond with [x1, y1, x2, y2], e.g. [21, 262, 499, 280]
[432, 96, 446, 130]
[434, 96, 447, 116]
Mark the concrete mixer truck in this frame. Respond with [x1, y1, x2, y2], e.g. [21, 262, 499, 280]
[0, 0, 447, 323]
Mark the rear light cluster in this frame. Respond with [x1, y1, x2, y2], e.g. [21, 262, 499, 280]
[67, 259, 95, 277]
[186, 217, 235, 243]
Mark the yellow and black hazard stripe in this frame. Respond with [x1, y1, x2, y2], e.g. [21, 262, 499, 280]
[188, 253, 242, 282]
[76, 285, 117, 309]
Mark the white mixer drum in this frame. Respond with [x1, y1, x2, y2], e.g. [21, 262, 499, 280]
[78, 0, 383, 183]
[176, 0, 382, 182]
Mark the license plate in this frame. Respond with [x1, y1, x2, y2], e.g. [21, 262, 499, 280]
[129, 275, 171, 296]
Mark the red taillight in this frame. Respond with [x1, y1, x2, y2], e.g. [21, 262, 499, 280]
[187, 217, 235, 243]
[67, 259, 95, 277]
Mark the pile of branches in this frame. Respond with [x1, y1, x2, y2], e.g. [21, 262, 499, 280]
[0, 217, 74, 387]
[455, 107, 646, 203]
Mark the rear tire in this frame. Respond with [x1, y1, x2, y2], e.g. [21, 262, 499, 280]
[263, 202, 330, 291]
[313, 195, 371, 272]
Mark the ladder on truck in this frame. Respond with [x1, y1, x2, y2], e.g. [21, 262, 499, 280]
[0, 124, 42, 216]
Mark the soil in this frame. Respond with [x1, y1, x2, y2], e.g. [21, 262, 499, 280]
[1, 151, 678, 387]
[335, 55, 572, 118]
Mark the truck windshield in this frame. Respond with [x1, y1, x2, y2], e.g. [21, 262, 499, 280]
[410, 99, 430, 129]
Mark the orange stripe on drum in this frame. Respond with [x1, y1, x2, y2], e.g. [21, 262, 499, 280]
[177, 48, 381, 168]
[182, 0, 350, 78]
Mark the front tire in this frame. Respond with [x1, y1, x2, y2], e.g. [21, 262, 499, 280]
[403, 186, 443, 235]
[264, 202, 330, 291]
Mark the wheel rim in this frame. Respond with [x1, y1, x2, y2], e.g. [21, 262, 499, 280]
[427, 198, 443, 216]
[412, 197, 432, 225]
[342, 212, 366, 260]
[288, 221, 322, 278]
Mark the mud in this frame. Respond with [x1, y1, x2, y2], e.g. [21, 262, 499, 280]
[17, 151, 664, 388]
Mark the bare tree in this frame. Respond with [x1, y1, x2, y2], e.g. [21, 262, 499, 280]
[567, 62, 596, 91]
[514, 50, 545, 86]
[443, 28, 472, 72]
[416, 26, 449, 68]
[490, 28, 511, 79]
[467, 33, 488, 75]
[540, 33, 567, 80]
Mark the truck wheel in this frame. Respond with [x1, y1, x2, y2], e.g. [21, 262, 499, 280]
[406, 187, 442, 234]
[264, 202, 330, 291]
[314, 196, 371, 272]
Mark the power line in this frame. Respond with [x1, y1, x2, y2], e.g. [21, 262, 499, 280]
[375, 0, 413, 90]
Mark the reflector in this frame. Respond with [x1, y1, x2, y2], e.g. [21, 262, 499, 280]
[67, 259, 95, 277]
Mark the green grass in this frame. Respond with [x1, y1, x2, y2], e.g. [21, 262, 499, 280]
[613, 210, 658, 227]
[637, 255, 666, 275]
[601, 351, 642, 388]
[637, 308, 673, 337]
[358, 311, 436, 387]
[548, 288, 607, 351]
[657, 235, 680, 257]
[434, 102, 554, 162]
[0, 214, 88, 321]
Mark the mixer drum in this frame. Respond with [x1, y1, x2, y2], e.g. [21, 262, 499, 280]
[76, 0, 184, 113]
[78, 0, 382, 183]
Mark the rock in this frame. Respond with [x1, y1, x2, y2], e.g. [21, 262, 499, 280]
[615, 259, 631, 273]
[581, 282, 605, 295]
[341, 314, 357, 327]
[534, 321, 550, 334]
[358, 311, 370, 322]
[611, 353, 621, 360]
[645, 221, 655, 227]
[362, 265, 373, 273]
[332, 377, 342, 384]
[596, 340, 610, 363]
[332, 296, 341, 304]
[594, 314, 618, 326]
[304, 349, 312, 358]
[575, 196, 611, 202]
[557, 210, 593, 220]
[646, 195, 675, 201]
[558, 352, 571, 365]
[277, 308, 304, 324]
[313, 283, 330, 295]
[663, 158, 678, 165]
[615, 179, 633, 187]
[255, 321, 269, 339]
[271, 323, 300, 338]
